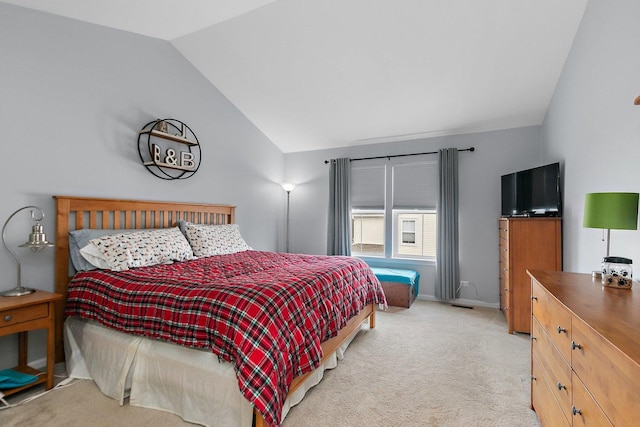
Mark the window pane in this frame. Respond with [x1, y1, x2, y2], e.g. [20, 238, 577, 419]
[351, 210, 384, 256]
[392, 161, 438, 209]
[395, 211, 436, 258]
[401, 220, 416, 244]
[402, 232, 416, 244]
[352, 165, 385, 209]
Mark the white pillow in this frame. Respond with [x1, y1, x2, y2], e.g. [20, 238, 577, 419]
[78, 243, 113, 270]
[183, 223, 251, 257]
[80, 227, 194, 271]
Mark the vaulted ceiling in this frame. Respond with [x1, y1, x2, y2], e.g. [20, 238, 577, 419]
[3, 0, 588, 153]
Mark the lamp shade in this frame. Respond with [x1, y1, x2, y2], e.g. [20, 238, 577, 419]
[281, 183, 296, 192]
[583, 192, 639, 230]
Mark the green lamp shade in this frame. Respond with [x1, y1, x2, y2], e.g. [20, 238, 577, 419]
[583, 192, 639, 230]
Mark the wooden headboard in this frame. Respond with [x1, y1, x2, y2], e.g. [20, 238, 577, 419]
[53, 195, 236, 361]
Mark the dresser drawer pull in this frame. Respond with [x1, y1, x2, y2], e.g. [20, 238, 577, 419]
[531, 296, 537, 301]
[557, 382, 567, 390]
[3, 315, 11, 322]
[571, 341, 583, 350]
[572, 406, 582, 416]
[557, 326, 567, 334]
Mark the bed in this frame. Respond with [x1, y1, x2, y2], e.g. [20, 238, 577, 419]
[53, 196, 386, 427]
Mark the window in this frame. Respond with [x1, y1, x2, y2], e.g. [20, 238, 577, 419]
[351, 158, 437, 260]
[401, 219, 416, 244]
[351, 210, 384, 256]
[395, 211, 436, 258]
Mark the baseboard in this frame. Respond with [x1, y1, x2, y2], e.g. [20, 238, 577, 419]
[417, 295, 499, 309]
[27, 357, 47, 371]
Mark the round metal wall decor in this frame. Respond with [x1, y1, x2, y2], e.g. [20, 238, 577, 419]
[137, 118, 201, 180]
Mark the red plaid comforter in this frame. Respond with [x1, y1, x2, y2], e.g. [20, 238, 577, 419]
[65, 250, 386, 426]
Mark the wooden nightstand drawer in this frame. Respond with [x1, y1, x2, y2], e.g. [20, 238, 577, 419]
[1, 303, 48, 328]
[0, 291, 62, 397]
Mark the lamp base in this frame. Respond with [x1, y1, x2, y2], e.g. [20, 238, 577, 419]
[0, 286, 36, 297]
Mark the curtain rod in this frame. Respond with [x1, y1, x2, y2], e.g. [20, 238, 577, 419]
[324, 147, 475, 164]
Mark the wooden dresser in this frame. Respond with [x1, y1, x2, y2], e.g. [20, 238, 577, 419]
[499, 218, 562, 334]
[528, 269, 640, 426]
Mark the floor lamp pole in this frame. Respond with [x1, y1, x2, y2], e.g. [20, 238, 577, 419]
[285, 190, 291, 253]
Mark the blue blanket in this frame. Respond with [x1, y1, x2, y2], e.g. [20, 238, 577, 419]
[0, 368, 38, 389]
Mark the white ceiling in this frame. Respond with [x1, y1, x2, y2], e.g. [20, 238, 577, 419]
[3, 0, 588, 153]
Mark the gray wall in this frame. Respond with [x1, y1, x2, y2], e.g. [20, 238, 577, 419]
[0, 5, 285, 369]
[284, 126, 543, 307]
[542, 0, 640, 274]
[6, 0, 627, 373]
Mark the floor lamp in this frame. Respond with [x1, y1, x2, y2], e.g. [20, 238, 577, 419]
[282, 183, 296, 253]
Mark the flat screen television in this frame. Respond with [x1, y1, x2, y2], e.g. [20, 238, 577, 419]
[501, 162, 561, 217]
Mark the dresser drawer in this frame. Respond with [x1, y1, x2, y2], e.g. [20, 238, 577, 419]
[532, 318, 571, 415]
[499, 284, 508, 312]
[531, 280, 572, 362]
[499, 240, 509, 259]
[571, 372, 612, 427]
[498, 220, 509, 240]
[531, 354, 571, 427]
[571, 317, 640, 426]
[1, 303, 48, 328]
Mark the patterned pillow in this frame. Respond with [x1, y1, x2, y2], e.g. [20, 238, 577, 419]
[80, 227, 194, 271]
[183, 223, 251, 257]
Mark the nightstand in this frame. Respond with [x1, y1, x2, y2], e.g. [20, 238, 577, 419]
[0, 290, 63, 397]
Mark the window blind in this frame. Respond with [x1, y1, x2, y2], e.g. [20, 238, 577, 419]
[351, 165, 385, 209]
[392, 161, 438, 209]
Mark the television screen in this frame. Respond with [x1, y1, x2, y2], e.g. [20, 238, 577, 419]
[501, 173, 517, 216]
[523, 163, 561, 214]
[501, 162, 561, 217]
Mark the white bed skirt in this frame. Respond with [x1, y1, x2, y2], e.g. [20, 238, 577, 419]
[64, 317, 363, 426]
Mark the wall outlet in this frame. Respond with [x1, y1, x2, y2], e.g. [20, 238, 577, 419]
[460, 281, 471, 287]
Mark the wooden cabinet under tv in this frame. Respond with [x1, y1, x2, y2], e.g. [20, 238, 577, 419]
[498, 217, 562, 334]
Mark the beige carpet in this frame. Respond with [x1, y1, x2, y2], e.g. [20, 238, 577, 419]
[0, 300, 540, 426]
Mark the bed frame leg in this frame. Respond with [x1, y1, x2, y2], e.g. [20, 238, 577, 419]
[369, 306, 376, 329]
[254, 409, 265, 427]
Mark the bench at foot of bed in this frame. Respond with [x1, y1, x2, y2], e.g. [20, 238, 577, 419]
[370, 267, 419, 308]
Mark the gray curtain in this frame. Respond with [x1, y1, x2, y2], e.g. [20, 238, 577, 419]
[436, 148, 460, 300]
[327, 158, 352, 256]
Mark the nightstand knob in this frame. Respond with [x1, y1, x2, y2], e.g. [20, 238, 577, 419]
[572, 406, 582, 416]
[3, 315, 11, 322]
[572, 341, 583, 350]
[557, 326, 567, 334]
[557, 382, 567, 390]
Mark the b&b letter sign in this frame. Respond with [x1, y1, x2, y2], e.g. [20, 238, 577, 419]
[137, 118, 202, 180]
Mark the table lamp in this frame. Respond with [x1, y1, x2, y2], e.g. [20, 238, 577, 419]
[1, 206, 55, 297]
[583, 192, 639, 277]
